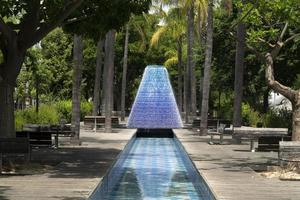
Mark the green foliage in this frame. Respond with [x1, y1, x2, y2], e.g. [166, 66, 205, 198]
[241, 103, 263, 127]
[15, 105, 60, 131]
[263, 109, 292, 130]
[15, 101, 93, 130]
[55, 100, 92, 122]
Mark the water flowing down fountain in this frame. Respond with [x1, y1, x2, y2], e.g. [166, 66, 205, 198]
[127, 65, 183, 129]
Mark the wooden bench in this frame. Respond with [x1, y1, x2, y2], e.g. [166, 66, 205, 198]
[279, 141, 300, 166]
[17, 124, 75, 148]
[233, 127, 288, 152]
[258, 136, 291, 151]
[84, 116, 120, 129]
[0, 138, 30, 173]
[208, 123, 227, 144]
[192, 118, 231, 130]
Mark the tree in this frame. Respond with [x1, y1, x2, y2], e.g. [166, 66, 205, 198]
[200, 0, 213, 135]
[104, 30, 116, 133]
[244, 0, 300, 140]
[71, 35, 83, 143]
[233, 2, 246, 127]
[0, 0, 84, 137]
[92, 39, 104, 116]
[121, 24, 130, 121]
[150, 7, 186, 112]
[0, 0, 151, 137]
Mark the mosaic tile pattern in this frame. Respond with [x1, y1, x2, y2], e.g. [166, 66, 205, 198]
[89, 138, 215, 200]
[127, 65, 183, 128]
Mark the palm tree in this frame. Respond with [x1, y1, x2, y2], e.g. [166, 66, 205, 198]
[121, 24, 130, 121]
[150, 7, 186, 112]
[92, 38, 104, 116]
[104, 30, 116, 133]
[200, 0, 213, 135]
[71, 34, 83, 143]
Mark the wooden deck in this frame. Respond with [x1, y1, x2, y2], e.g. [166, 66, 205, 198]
[0, 129, 135, 200]
[175, 129, 300, 200]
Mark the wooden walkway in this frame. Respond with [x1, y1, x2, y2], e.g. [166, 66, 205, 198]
[0, 129, 135, 200]
[175, 129, 300, 200]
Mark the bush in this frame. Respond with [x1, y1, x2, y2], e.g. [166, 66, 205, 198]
[55, 100, 72, 122]
[242, 103, 263, 127]
[55, 100, 92, 122]
[15, 104, 59, 130]
[15, 100, 93, 130]
[263, 108, 292, 130]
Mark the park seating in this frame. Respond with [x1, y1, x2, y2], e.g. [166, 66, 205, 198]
[192, 118, 231, 131]
[208, 123, 227, 144]
[0, 138, 30, 173]
[16, 124, 75, 148]
[279, 141, 300, 166]
[257, 135, 291, 151]
[233, 127, 288, 152]
[83, 116, 120, 129]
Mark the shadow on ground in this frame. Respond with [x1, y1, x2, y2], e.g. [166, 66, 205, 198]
[0, 186, 10, 200]
[30, 146, 122, 179]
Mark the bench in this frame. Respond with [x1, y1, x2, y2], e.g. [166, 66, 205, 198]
[0, 138, 30, 173]
[258, 136, 291, 151]
[233, 127, 288, 152]
[208, 123, 227, 144]
[192, 118, 231, 130]
[279, 141, 300, 166]
[17, 124, 75, 148]
[84, 116, 120, 130]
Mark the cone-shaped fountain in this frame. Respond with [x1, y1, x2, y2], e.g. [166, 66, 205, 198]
[127, 65, 183, 129]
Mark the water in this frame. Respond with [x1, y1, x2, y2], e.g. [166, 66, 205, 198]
[89, 137, 215, 200]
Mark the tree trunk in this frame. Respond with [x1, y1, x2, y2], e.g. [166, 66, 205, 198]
[104, 30, 116, 133]
[265, 53, 299, 141]
[101, 45, 109, 115]
[177, 36, 183, 112]
[0, 34, 25, 138]
[233, 10, 246, 127]
[35, 78, 39, 113]
[92, 38, 104, 116]
[187, 2, 197, 118]
[184, 62, 188, 121]
[263, 89, 269, 113]
[292, 94, 300, 141]
[121, 24, 130, 121]
[200, 0, 213, 135]
[0, 82, 15, 138]
[71, 35, 83, 143]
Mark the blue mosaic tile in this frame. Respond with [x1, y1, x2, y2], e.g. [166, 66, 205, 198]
[127, 65, 183, 129]
[89, 137, 216, 200]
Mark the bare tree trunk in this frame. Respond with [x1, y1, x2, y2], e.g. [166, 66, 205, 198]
[292, 97, 300, 141]
[92, 38, 104, 116]
[187, 2, 197, 117]
[233, 8, 246, 127]
[265, 53, 299, 140]
[200, 0, 213, 135]
[71, 34, 83, 143]
[104, 30, 116, 133]
[101, 45, 109, 115]
[0, 35, 25, 138]
[0, 82, 15, 138]
[121, 24, 130, 121]
[177, 36, 183, 112]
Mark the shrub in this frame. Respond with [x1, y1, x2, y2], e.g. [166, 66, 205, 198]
[15, 100, 93, 130]
[55, 100, 72, 122]
[242, 103, 263, 127]
[55, 100, 92, 122]
[263, 108, 292, 130]
[15, 104, 59, 130]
